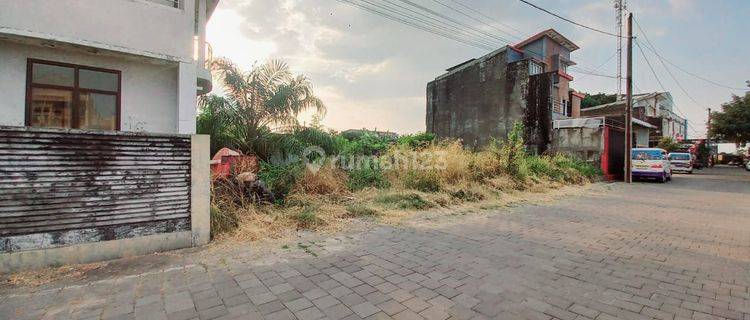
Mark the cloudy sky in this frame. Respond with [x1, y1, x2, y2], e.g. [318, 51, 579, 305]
[206, 0, 750, 138]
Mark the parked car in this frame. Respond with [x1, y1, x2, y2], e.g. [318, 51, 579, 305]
[668, 152, 693, 174]
[746, 160, 750, 171]
[632, 148, 671, 183]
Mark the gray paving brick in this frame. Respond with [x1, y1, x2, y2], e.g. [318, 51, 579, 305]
[323, 304, 354, 320]
[285, 297, 314, 312]
[295, 306, 325, 320]
[352, 302, 381, 318]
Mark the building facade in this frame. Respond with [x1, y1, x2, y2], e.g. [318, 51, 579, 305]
[426, 29, 584, 151]
[0, 0, 218, 134]
[580, 92, 688, 144]
[0, 0, 217, 271]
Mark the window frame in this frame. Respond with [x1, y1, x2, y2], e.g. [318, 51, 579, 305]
[25, 59, 122, 131]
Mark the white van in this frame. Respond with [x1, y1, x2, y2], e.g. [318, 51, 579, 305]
[632, 148, 671, 183]
[668, 152, 693, 174]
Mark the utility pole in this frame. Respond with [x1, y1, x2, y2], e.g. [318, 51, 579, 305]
[706, 108, 712, 165]
[624, 12, 633, 183]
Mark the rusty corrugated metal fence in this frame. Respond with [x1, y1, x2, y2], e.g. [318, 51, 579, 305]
[0, 126, 192, 252]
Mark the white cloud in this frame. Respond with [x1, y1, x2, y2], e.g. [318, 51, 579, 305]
[206, 4, 276, 71]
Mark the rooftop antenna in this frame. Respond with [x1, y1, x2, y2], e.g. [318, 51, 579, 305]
[615, 0, 626, 97]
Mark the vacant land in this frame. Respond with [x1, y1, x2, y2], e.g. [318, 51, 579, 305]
[2, 167, 749, 320]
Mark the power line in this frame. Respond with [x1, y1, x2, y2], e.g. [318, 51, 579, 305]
[634, 39, 693, 124]
[632, 17, 702, 107]
[431, 0, 525, 42]
[517, 0, 628, 38]
[395, 0, 515, 45]
[340, 0, 609, 75]
[628, 17, 748, 92]
[634, 39, 668, 93]
[662, 58, 750, 91]
[377, 0, 502, 48]
[569, 68, 619, 79]
[570, 51, 617, 78]
[448, 0, 529, 39]
[633, 38, 687, 118]
[337, 0, 496, 50]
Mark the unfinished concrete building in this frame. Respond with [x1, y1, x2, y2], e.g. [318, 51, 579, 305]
[426, 29, 583, 153]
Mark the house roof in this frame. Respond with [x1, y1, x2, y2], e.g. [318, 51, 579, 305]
[514, 29, 580, 52]
[446, 59, 477, 72]
[433, 46, 509, 81]
[582, 92, 672, 112]
[554, 116, 655, 129]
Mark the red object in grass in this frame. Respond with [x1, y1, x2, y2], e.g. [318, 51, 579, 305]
[210, 148, 259, 180]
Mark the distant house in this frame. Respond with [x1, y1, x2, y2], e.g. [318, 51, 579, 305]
[0, 0, 219, 134]
[580, 92, 688, 145]
[426, 29, 585, 153]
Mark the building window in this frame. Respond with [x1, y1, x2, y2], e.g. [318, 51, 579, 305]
[26, 59, 121, 131]
[529, 61, 543, 75]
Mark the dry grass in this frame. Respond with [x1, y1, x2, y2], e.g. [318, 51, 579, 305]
[3, 262, 105, 287]
[291, 164, 349, 196]
[210, 141, 598, 245]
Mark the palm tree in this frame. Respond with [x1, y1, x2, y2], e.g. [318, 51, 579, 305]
[198, 58, 327, 159]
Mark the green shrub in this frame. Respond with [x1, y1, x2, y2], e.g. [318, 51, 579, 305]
[339, 133, 393, 156]
[488, 122, 529, 180]
[345, 204, 379, 217]
[555, 154, 599, 179]
[375, 193, 433, 210]
[397, 132, 435, 149]
[347, 162, 390, 191]
[294, 206, 323, 229]
[402, 170, 441, 192]
[258, 161, 304, 199]
[525, 156, 566, 181]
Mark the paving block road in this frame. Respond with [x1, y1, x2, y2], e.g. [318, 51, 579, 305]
[2, 166, 750, 320]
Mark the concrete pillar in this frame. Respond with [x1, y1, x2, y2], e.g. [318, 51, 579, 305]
[190, 134, 211, 246]
[178, 61, 197, 134]
[197, 0, 207, 63]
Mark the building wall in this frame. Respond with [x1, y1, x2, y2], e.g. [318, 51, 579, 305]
[426, 49, 530, 148]
[0, 41, 181, 134]
[570, 94, 582, 118]
[635, 126, 650, 147]
[553, 76, 570, 115]
[543, 37, 571, 70]
[0, 128, 211, 273]
[551, 126, 604, 165]
[0, 0, 195, 61]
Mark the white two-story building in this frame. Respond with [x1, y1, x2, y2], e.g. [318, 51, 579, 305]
[0, 0, 218, 134]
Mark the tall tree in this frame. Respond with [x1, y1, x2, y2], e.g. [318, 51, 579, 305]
[710, 87, 750, 146]
[197, 58, 327, 158]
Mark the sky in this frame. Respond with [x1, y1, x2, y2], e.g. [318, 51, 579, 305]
[206, 0, 750, 139]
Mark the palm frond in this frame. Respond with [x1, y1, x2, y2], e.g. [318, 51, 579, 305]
[198, 57, 328, 160]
